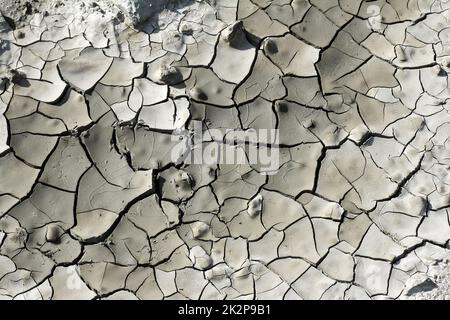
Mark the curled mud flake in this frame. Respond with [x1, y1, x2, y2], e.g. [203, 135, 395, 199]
[396, 46, 408, 62]
[349, 125, 370, 144]
[263, 38, 278, 54]
[191, 221, 209, 239]
[8, 69, 25, 84]
[2, 0, 450, 301]
[157, 64, 181, 85]
[45, 224, 63, 243]
[11, 227, 28, 244]
[189, 246, 213, 270]
[303, 119, 315, 129]
[221, 20, 245, 47]
[247, 194, 263, 217]
[275, 100, 288, 113]
[403, 274, 438, 296]
[16, 30, 25, 39]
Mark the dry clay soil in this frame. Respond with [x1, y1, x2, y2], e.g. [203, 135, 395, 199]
[1, 0, 450, 300]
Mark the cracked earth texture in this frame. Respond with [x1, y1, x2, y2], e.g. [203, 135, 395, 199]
[1, 0, 450, 300]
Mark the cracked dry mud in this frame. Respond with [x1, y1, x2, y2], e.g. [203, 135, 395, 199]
[1, 0, 450, 300]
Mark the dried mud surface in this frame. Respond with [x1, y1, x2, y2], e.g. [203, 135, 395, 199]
[1, 0, 450, 300]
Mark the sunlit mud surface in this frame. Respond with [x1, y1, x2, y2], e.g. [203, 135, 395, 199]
[1, 0, 450, 300]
